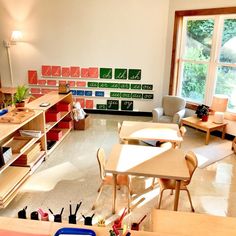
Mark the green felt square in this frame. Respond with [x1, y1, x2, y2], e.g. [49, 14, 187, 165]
[128, 69, 141, 80]
[131, 84, 142, 90]
[121, 100, 133, 111]
[100, 68, 112, 79]
[142, 84, 153, 90]
[115, 68, 127, 80]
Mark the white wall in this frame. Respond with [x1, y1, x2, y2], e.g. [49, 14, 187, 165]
[0, 0, 170, 111]
[164, 0, 236, 135]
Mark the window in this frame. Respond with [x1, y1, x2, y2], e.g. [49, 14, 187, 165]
[170, 8, 236, 113]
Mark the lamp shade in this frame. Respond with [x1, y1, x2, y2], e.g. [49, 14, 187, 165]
[211, 95, 228, 112]
[11, 30, 23, 42]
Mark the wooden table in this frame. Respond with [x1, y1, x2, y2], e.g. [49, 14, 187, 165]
[181, 115, 227, 145]
[105, 144, 189, 213]
[119, 121, 183, 147]
[151, 209, 236, 236]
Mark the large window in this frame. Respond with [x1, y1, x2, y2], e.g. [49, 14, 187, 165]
[171, 9, 236, 113]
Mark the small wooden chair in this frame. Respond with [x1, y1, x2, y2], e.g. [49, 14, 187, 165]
[92, 148, 132, 210]
[157, 151, 198, 212]
[232, 137, 236, 154]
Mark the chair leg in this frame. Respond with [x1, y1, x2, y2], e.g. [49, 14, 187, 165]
[151, 178, 156, 189]
[170, 189, 174, 195]
[185, 189, 195, 212]
[92, 184, 104, 210]
[97, 183, 103, 192]
[157, 189, 164, 209]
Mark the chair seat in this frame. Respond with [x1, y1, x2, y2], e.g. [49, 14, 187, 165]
[159, 116, 173, 123]
[103, 174, 129, 186]
[158, 178, 188, 190]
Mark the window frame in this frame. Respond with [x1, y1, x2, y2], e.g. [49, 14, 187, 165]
[169, 7, 236, 115]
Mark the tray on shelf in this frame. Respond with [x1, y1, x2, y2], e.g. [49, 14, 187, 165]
[0, 108, 35, 124]
[3, 136, 34, 154]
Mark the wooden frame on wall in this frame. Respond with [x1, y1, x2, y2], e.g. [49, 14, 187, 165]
[169, 7, 236, 111]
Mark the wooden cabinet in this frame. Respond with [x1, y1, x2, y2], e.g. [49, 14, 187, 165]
[0, 109, 46, 208]
[26, 91, 73, 156]
[0, 91, 73, 208]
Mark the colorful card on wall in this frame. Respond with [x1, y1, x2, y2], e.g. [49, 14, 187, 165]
[71, 90, 77, 95]
[85, 91, 93, 96]
[119, 83, 130, 89]
[76, 98, 85, 108]
[142, 84, 153, 90]
[81, 68, 89, 78]
[121, 92, 132, 98]
[30, 88, 41, 94]
[121, 101, 133, 111]
[47, 80, 57, 86]
[143, 94, 154, 99]
[77, 81, 86, 87]
[128, 69, 141, 80]
[107, 100, 119, 110]
[86, 100, 94, 109]
[62, 67, 70, 77]
[87, 82, 99, 88]
[68, 81, 75, 87]
[51, 66, 61, 77]
[38, 79, 46, 85]
[41, 88, 54, 94]
[100, 68, 112, 79]
[99, 82, 109, 88]
[42, 65, 52, 77]
[95, 91, 105, 97]
[110, 92, 121, 98]
[28, 70, 38, 84]
[59, 80, 67, 85]
[108, 83, 119, 89]
[132, 93, 142, 99]
[115, 68, 127, 80]
[89, 67, 99, 78]
[77, 90, 85, 96]
[70, 66, 80, 77]
[131, 84, 142, 90]
[97, 104, 107, 110]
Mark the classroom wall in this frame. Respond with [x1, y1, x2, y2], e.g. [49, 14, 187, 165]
[164, 0, 236, 135]
[0, 0, 170, 111]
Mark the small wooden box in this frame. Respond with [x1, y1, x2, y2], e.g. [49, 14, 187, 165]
[46, 129, 62, 141]
[58, 119, 73, 129]
[74, 115, 90, 130]
[45, 111, 61, 122]
[57, 102, 71, 112]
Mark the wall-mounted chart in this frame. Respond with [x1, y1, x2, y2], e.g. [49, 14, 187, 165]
[100, 68, 112, 79]
[128, 69, 141, 80]
[115, 68, 127, 80]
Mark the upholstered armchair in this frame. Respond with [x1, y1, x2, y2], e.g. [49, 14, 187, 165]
[152, 95, 186, 124]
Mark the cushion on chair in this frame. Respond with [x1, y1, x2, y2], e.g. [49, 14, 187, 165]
[158, 115, 173, 123]
[163, 96, 186, 116]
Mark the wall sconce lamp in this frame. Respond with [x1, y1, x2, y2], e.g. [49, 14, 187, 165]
[211, 94, 229, 123]
[2, 31, 23, 87]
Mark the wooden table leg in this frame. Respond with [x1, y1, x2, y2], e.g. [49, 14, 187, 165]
[174, 180, 181, 211]
[205, 130, 210, 145]
[221, 125, 226, 139]
[112, 174, 117, 214]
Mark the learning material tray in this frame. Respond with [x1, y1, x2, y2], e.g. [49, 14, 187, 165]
[54, 227, 96, 236]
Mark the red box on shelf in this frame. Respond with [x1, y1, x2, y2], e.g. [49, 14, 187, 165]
[58, 119, 73, 129]
[56, 102, 71, 112]
[47, 129, 62, 141]
[45, 111, 61, 122]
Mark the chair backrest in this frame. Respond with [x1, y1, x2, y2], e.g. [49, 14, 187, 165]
[117, 122, 121, 133]
[185, 151, 198, 185]
[180, 126, 187, 137]
[162, 95, 186, 116]
[97, 148, 106, 180]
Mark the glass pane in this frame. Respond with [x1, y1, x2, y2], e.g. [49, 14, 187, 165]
[181, 62, 208, 103]
[215, 66, 236, 112]
[219, 19, 236, 64]
[183, 19, 214, 61]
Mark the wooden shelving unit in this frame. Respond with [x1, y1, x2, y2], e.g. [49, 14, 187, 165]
[0, 91, 73, 207]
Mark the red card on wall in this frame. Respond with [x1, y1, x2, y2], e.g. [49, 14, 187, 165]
[52, 66, 61, 77]
[76, 81, 86, 87]
[81, 68, 89, 78]
[30, 88, 41, 94]
[42, 65, 52, 76]
[47, 80, 57, 86]
[62, 67, 70, 77]
[68, 81, 75, 87]
[70, 66, 80, 77]
[41, 88, 53, 94]
[85, 100, 94, 109]
[89, 67, 98, 78]
[28, 70, 38, 84]
[38, 79, 46, 85]
[59, 80, 67, 85]
[76, 98, 85, 108]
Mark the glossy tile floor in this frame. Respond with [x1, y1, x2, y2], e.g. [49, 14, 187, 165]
[0, 114, 235, 230]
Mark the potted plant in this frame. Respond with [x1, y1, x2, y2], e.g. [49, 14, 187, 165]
[195, 104, 209, 121]
[14, 85, 29, 107]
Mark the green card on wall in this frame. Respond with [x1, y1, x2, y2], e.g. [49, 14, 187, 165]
[121, 100, 133, 111]
[100, 68, 112, 79]
[121, 93, 132, 98]
[142, 84, 153, 90]
[143, 94, 154, 99]
[132, 93, 142, 99]
[131, 84, 142, 90]
[128, 69, 141, 80]
[119, 83, 130, 89]
[107, 100, 119, 110]
[87, 82, 99, 88]
[97, 104, 107, 110]
[110, 92, 121, 98]
[115, 68, 127, 80]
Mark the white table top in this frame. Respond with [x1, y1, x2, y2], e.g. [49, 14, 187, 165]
[119, 121, 183, 143]
[105, 144, 190, 180]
